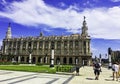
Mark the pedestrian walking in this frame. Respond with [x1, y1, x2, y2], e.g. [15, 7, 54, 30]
[76, 64, 79, 76]
[93, 62, 101, 80]
[112, 62, 119, 81]
[119, 62, 120, 78]
[99, 62, 102, 72]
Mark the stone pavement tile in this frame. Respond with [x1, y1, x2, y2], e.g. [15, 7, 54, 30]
[0, 70, 73, 84]
[68, 66, 120, 84]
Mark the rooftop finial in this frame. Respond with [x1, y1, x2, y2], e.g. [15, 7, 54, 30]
[84, 16, 86, 21]
[6, 22, 12, 39]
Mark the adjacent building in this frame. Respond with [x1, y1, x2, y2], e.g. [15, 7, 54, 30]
[111, 50, 120, 62]
[1, 17, 92, 65]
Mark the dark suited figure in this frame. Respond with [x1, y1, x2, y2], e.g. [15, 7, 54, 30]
[76, 65, 79, 76]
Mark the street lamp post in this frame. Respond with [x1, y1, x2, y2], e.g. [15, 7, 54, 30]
[108, 47, 112, 69]
[95, 56, 97, 62]
[18, 50, 21, 63]
[50, 41, 54, 67]
[99, 54, 102, 64]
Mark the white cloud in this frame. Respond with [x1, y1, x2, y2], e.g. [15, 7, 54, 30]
[111, 0, 120, 2]
[0, 0, 120, 39]
[83, 1, 90, 5]
[59, 2, 66, 7]
[83, 1, 94, 8]
[1, 0, 7, 5]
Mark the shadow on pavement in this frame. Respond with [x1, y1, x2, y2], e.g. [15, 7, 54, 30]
[105, 79, 113, 81]
[86, 78, 95, 80]
[109, 76, 113, 77]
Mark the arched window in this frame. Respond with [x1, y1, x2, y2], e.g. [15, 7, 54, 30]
[45, 41, 49, 49]
[21, 57, 24, 62]
[57, 41, 61, 49]
[26, 57, 29, 63]
[56, 57, 60, 64]
[23, 42, 26, 49]
[75, 40, 79, 48]
[32, 57, 36, 64]
[33, 41, 37, 49]
[39, 41, 43, 49]
[63, 57, 67, 64]
[69, 58, 72, 64]
[64, 41, 67, 48]
[38, 57, 42, 63]
[70, 41, 73, 48]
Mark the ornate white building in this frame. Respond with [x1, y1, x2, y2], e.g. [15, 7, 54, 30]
[1, 17, 92, 65]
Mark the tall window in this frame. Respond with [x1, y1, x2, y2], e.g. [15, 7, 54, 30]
[23, 42, 26, 48]
[39, 41, 43, 49]
[51, 41, 54, 49]
[45, 41, 48, 49]
[17, 41, 20, 49]
[57, 41, 61, 49]
[13, 42, 16, 49]
[75, 41, 79, 48]
[33, 41, 37, 49]
[84, 41, 86, 47]
[9, 41, 12, 48]
[84, 41, 86, 54]
[28, 42, 31, 49]
[69, 41, 73, 48]
[64, 41, 67, 49]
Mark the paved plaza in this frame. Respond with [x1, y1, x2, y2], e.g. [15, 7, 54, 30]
[0, 70, 73, 84]
[69, 66, 120, 84]
[0, 66, 120, 84]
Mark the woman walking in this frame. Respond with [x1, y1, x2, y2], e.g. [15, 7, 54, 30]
[112, 62, 119, 81]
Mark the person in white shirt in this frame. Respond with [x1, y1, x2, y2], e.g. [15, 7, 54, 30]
[112, 62, 119, 81]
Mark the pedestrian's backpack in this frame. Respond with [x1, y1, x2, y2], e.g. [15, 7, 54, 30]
[94, 63, 100, 69]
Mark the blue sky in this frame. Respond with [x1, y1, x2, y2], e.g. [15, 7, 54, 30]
[0, 0, 120, 58]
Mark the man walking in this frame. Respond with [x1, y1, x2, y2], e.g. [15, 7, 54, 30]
[93, 62, 101, 80]
[76, 64, 80, 76]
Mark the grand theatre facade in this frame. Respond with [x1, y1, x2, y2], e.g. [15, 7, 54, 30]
[1, 17, 92, 65]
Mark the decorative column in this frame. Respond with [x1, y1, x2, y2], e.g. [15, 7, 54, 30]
[88, 59, 91, 66]
[75, 57, 78, 65]
[29, 53, 32, 63]
[67, 41, 69, 55]
[20, 41, 23, 58]
[42, 41, 45, 56]
[79, 57, 82, 66]
[50, 41, 54, 67]
[55, 41, 57, 65]
[60, 57, 63, 65]
[37, 41, 39, 55]
[86, 41, 88, 54]
[18, 56, 21, 63]
[45, 54, 47, 64]
[73, 40, 75, 55]
[72, 57, 75, 65]
[28, 41, 33, 64]
[40, 57, 42, 63]
[81, 41, 84, 55]
[67, 57, 69, 64]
